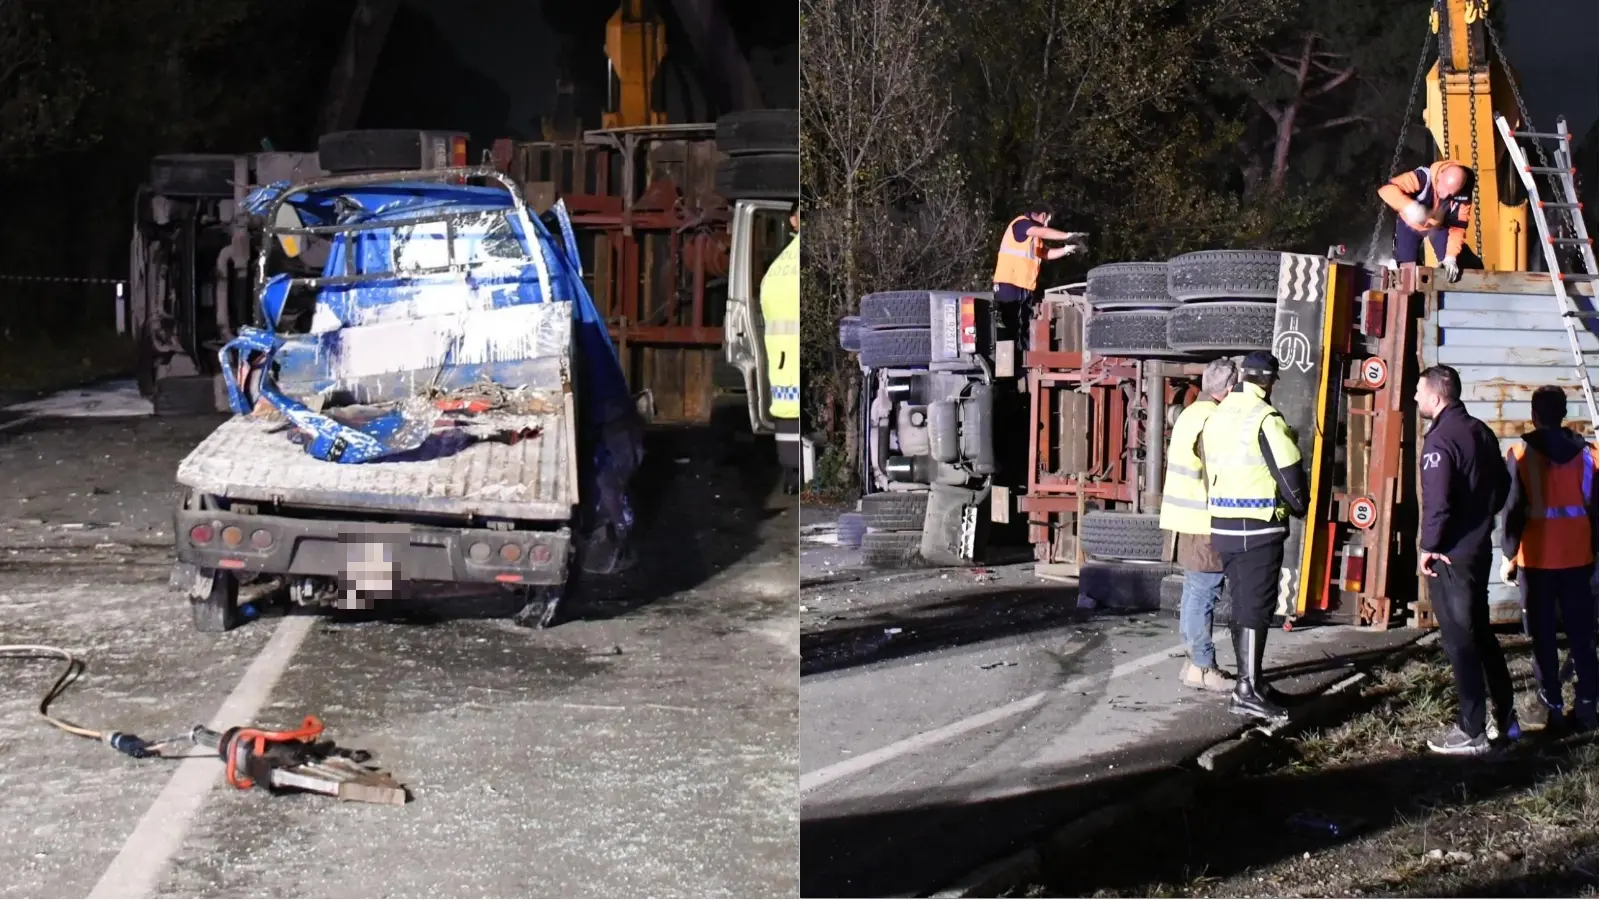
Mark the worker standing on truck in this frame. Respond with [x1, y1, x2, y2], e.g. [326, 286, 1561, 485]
[1160, 358, 1239, 693]
[1499, 385, 1599, 733]
[991, 204, 1085, 350]
[1200, 351, 1308, 723]
[762, 203, 802, 492]
[1377, 160, 1478, 282]
[1414, 364, 1517, 755]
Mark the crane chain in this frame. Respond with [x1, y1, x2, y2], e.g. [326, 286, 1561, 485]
[1466, 2, 1483, 260]
[1367, 21, 1436, 262]
[1478, 5, 1550, 169]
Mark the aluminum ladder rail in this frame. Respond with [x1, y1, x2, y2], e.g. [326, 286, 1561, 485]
[1495, 113, 1600, 434]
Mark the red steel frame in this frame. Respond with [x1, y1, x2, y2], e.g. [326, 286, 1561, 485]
[491, 125, 734, 422]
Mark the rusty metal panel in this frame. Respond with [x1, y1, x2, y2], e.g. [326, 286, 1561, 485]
[1421, 283, 1600, 620]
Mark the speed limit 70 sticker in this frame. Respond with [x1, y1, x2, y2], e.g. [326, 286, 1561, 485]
[1360, 357, 1388, 389]
[1349, 496, 1378, 529]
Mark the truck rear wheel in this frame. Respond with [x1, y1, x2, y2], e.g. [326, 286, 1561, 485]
[1086, 262, 1176, 310]
[1167, 250, 1283, 302]
[1165, 301, 1276, 354]
[859, 327, 931, 368]
[715, 109, 799, 155]
[715, 153, 799, 200]
[861, 530, 923, 568]
[1085, 310, 1172, 357]
[1079, 560, 1177, 612]
[1080, 511, 1165, 561]
[860, 291, 934, 329]
[861, 491, 930, 531]
[189, 568, 241, 633]
[839, 316, 862, 352]
[149, 154, 237, 198]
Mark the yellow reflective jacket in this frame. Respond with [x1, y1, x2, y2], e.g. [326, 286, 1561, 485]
[760, 231, 800, 420]
[1159, 399, 1218, 535]
[1200, 383, 1302, 523]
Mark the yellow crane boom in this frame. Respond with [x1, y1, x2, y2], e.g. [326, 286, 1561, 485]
[1421, 0, 1529, 271]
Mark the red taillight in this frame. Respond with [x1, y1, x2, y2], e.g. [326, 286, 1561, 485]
[1341, 547, 1367, 593]
[189, 525, 214, 545]
[959, 296, 977, 353]
[451, 136, 467, 168]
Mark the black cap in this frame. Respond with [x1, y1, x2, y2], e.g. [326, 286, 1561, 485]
[1241, 350, 1279, 377]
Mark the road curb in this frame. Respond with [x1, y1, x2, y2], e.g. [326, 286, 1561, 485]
[925, 629, 1439, 898]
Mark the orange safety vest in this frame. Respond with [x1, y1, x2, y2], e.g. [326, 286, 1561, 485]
[992, 215, 1044, 291]
[1508, 440, 1598, 569]
[1379, 159, 1475, 259]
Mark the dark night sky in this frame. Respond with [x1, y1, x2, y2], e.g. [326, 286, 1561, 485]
[1504, 0, 1598, 138]
[387, 0, 797, 140]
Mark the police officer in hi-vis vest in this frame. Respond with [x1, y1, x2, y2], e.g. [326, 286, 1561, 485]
[760, 204, 801, 492]
[1160, 358, 1240, 693]
[1200, 351, 1309, 723]
[991, 204, 1086, 351]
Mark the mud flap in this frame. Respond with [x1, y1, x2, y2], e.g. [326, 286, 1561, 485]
[920, 483, 988, 566]
[1270, 254, 1330, 618]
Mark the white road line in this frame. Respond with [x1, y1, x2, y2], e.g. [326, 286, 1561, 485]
[88, 615, 316, 900]
[799, 640, 1188, 795]
[0, 413, 41, 433]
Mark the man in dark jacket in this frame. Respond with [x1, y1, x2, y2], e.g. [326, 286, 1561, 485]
[1500, 385, 1599, 732]
[1415, 365, 1515, 755]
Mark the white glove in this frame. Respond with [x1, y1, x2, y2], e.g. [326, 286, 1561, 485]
[1401, 201, 1430, 229]
[1061, 243, 1087, 256]
[1500, 558, 1518, 586]
[1441, 255, 1461, 282]
[1064, 232, 1090, 244]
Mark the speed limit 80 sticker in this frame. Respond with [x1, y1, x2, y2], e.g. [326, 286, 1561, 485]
[1349, 496, 1378, 529]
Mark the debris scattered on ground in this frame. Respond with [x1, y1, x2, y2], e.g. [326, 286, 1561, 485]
[1023, 635, 1598, 898]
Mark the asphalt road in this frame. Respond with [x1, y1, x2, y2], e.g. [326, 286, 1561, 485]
[0, 384, 799, 899]
[798, 510, 1420, 898]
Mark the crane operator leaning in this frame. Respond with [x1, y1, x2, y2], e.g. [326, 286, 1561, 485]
[1377, 159, 1479, 282]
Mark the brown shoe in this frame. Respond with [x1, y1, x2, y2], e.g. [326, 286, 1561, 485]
[1182, 662, 1234, 692]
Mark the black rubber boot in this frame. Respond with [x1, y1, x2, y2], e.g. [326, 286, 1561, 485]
[1229, 625, 1289, 723]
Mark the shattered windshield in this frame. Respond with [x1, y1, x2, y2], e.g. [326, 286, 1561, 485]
[391, 211, 528, 274]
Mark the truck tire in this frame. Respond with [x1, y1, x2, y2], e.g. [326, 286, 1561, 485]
[1085, 310, 1170, 357]
[838, 512, 866, 548]
[839, 316, 862, 352]
[861, 491, 930, 531]
[861, 530, 923, 568]
[149, 155, 237, 198]
[1086, 262, 1176, 310]
[715, 153, 799, 200]
[1079, 560, 1177, 612]
[1159, 573, 1233, 622]
[859, 328, 930, 368]
[1166, 301, 1276, 354]
[189, 568, 241, 633]
[318, 129, 460, 173]
[1168, 250, 1282, 302]
[1080, 511, 1165, 561]
[716, 109, 799, 155]
[153, 375, 218, 416]
[860, 291, 933, 329]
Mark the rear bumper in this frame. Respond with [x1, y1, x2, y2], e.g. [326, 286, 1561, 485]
[174, 508, 570, 586]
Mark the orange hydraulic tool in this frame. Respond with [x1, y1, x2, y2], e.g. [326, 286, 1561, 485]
[603, 0, 668, 128]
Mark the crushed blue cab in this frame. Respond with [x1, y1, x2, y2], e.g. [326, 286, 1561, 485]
[222, 175, 642, 572]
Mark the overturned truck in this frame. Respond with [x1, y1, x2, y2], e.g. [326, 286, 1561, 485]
[841, 251, 1597, 630]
